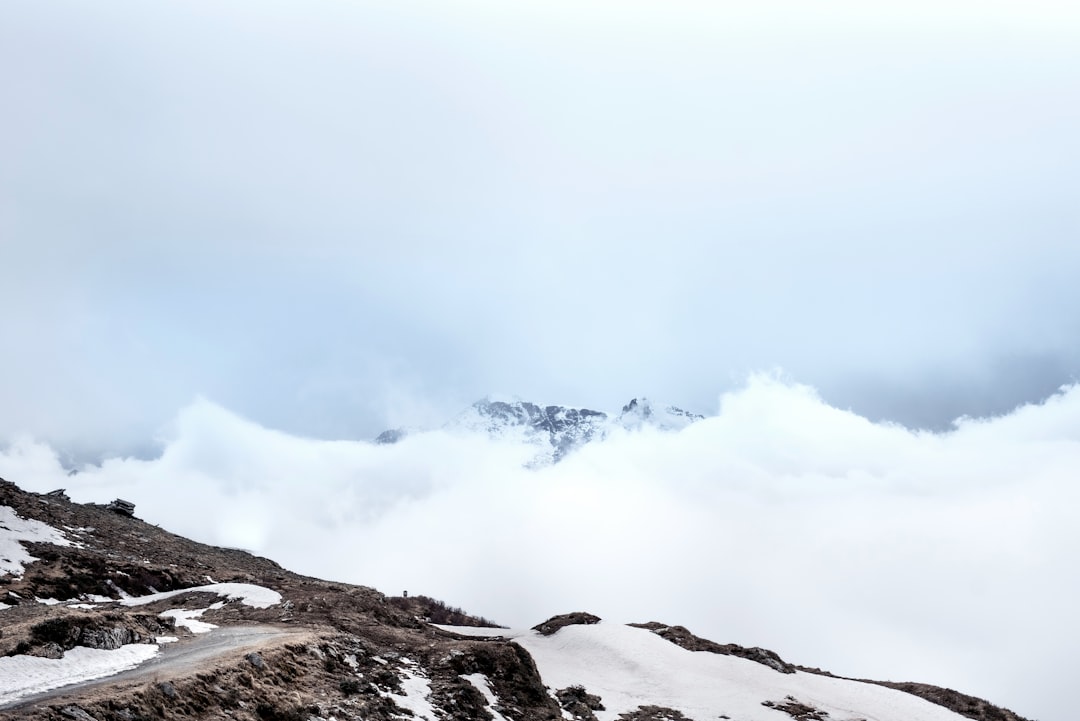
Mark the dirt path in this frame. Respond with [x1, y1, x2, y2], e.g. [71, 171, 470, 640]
[2, 624, 310, 711]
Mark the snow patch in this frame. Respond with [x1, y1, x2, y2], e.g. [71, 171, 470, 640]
[0, 644, 159, 705]
[119, 582, 281, 609]
[159, 608, 217, 634]
[462, 673, 510, 721]
[386, 663, 438, 721]
[0, 505, 72, 577]
[434, 624, 526, 639]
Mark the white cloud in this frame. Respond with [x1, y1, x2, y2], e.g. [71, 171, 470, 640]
[2, 375, 1076, 720]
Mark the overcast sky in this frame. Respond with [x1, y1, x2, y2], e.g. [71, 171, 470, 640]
[3, 0, 1080, 455]
[2, 2, 1080, 719]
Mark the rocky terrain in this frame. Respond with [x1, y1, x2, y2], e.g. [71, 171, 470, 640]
[0, 478, 1032, 721]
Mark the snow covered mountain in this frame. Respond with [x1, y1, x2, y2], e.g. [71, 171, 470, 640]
[0, 478, 1033, 721]
[377, 397, 705, 464]
[442, 620, 999, 721]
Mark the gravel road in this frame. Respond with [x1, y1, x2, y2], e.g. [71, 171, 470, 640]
[1, 624, 306, 711]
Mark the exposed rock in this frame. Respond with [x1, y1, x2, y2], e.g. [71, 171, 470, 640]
[59, 706, 98, 721]
[22, 612, 165, 656]
[852, 680, 1034, 721]
[28, 642, 65, 659]
[374, 429, 407, 445]
[616, 707, 691, 721]
[80, 626, 137, 650]
[532, 612, 601, 636]
[629, 622, 795, 674]
[105, 499, 135, 517]
[556, 685, 605, 721]
[762, 696, 830, 720]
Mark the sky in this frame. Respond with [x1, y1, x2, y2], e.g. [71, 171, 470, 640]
[1, 1, 1079, 718]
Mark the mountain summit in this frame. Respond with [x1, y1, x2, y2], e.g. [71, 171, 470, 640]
[376, 397, 705, 464]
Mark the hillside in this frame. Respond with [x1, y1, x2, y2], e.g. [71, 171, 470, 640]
[0, 478, 1031, 721]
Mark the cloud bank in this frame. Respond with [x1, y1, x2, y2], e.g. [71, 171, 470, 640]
[2, 375, 1076, 720]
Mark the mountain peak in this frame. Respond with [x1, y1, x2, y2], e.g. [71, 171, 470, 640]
[617, 397, 704, 431]
[374, 395, 705, 464]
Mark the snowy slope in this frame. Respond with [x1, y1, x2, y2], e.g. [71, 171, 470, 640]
[440, 623, 972, 721]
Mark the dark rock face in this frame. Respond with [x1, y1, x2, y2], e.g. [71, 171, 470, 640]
[28, 642, 65, 659]
[59, 706, 99, 721]
[854, 681, 1035, 721]
[556, 685, 605, 721]
[374, 429, 407, 445]
[628, 622, 796, 674]
[439, 641, 562, 720]
[532, 612, 602, 636]
[26, 612, 172, 656]
[106, 499, 135, 517]
[79, 626, 138, 650]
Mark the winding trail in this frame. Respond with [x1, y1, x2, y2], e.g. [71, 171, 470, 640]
[1, 624, 310, 711]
